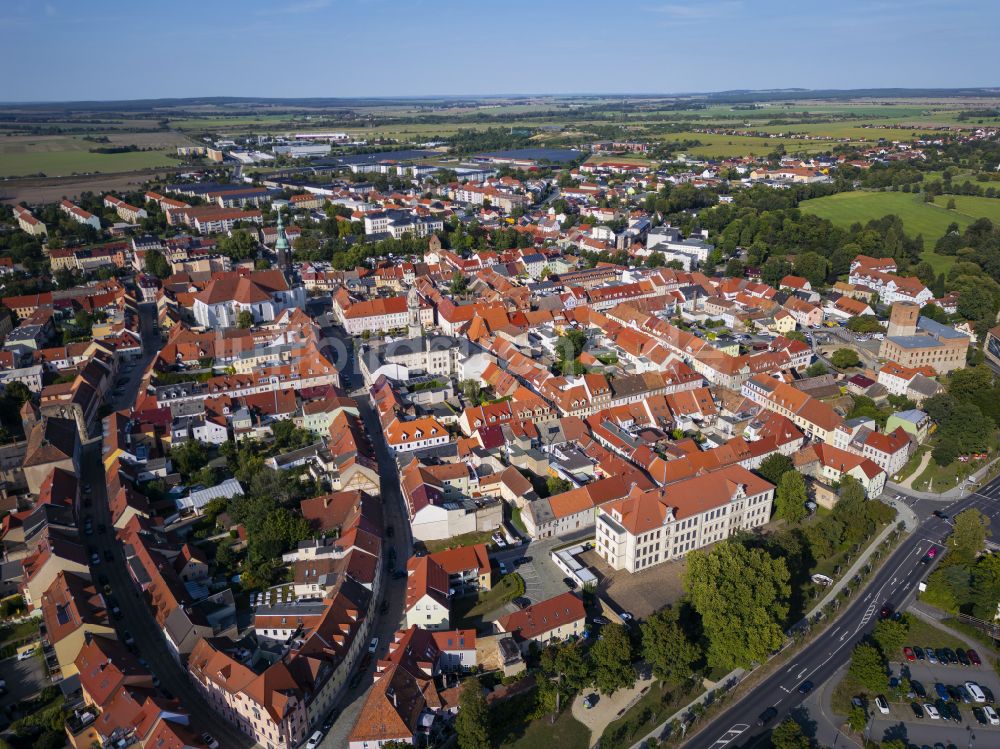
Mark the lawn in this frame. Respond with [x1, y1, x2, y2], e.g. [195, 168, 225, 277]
[910, 453, 989, 493]
[799, 190, 974, 274]
[931, 194, 1000, 224]
[599, 680, 693, 749]
[452, 573, 525, 627]
[498, 706, 590, 749]
[894, 445, 929, 484]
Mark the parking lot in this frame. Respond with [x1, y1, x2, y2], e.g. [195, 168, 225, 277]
[0, 653, 48, 709]
[867, 648, 1000, 746]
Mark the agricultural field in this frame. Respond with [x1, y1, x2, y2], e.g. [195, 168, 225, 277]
[657, 131, 842, 157]
[0, 134, 180, 178]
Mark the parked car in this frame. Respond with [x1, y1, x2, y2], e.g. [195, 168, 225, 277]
[965, 681, 987, 703]
[563, 577, 577, 589]
[583, 694, 598, 709]
[16, 648, 35, 661]
[913, 646, 925, 661]
[940, 648, 957, 664]
[200, 734, 219, 749]
[983, 705, 1000, 725]
[903, 646, 915, 661]
[967, 649, 982, 666]
[926, 648, 938, 664]
[498, 562, 508, 576]
[910, 702, 924, 719]
[955, 648, 970, 667]
[934, 683, 950, 700]
[368, 636, 379, 654]
[875, 695, 889, 714]
[305, 731, 324, 749]
[947, 701, 963, 723]
[973, 706, 988, 725]
[910, 680, 927, 698]
[757, 707, 778, 726]
[923, 703, 940, 720]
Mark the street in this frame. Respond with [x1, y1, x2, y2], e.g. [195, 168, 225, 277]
[681, 474, 1000, 749]
[317, 322, 415, 749]
[81, 304, 255, 749]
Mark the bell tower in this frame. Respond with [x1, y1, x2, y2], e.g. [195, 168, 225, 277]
[274, 206, 290, 271]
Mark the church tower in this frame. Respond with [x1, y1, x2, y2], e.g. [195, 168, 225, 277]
[407, 285, 422, 339]
[274, 206, 290, 271]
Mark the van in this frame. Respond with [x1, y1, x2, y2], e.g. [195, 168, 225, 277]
[875, 695, 890, 714]
[17, 647, 36, 661]
[305, 731, 324, 749]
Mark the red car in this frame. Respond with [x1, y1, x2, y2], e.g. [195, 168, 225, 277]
[968, 649, 982, 666]
[903, 646, 916, 662]
[927, 547, 937, 558]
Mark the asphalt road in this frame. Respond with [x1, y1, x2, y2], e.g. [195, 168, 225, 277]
[318, 323, 414, 749]
[682, 475, 1000, 749]
[82, 304, 255, 749]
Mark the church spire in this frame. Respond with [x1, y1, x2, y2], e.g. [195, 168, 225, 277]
[274, 206, 290, 269]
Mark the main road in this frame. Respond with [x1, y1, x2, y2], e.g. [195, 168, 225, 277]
[682, 476, 1000, 749]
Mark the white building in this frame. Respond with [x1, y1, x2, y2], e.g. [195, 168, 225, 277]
[595, 465, 774, 573]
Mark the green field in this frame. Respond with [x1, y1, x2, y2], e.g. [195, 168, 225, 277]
[931, 194, 1000, 224]
[0, 135, 176, 177]
[799, 190, 978, 273]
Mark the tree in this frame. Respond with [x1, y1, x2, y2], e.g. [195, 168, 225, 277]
[872, 617, 908, 657]
[170, 440, 208, 477]
[554, 644, 593, 697]
[794, 251, 830, 287]
[848, 642, 887, 693]
[949, 508, 990, 565]
[236, 310, 254, 328]
[590, 623, 636, 695]
[449, 270, 469, 296]
[546, 476, 572, 496]
[641, 607, 701, 684]
[831, 348, 861, 369]
[774, 471, 808, 523]
[685, 541, 790, 671]
[761, 257, 793, 288]
[845, 315, 885, 334]
[757, 453, 794, 485]
[805, 361, 828, 377]
[455, 677, 490, 749]
[846, 705, 868, 732]
[770, 719, 811, 749]
[143, 248, 170, 278]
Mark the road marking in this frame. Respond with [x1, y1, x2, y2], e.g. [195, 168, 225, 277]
[709, 724, 749, 748]
[779, 685, 790, 693]
[785, 662, 798, 673]
[797, 667, 808, 679]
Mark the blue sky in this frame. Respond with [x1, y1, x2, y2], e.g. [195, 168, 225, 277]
[2, 0, 996, 102]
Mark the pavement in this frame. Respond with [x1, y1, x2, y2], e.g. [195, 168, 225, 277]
[0, 653, 47, 710]
[672, 473, 1000, 749]
[571, 666, 655, 744]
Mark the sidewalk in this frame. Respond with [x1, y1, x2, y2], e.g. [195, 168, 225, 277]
[805, 495, 917, 621]
[887, 455, 1000, 501]
[628, 497, 916, 748]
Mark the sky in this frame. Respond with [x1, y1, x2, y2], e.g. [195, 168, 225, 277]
[1, 0, 998, 102]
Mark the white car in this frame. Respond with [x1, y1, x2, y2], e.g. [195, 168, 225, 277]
[924, 703, 940, 720]
[305, 731, 323, 749]
[874, 695, 889, 714]
[16, 648, 35, 661]
[983, 705, 999, 725]
[200, 733, 220, 749]
[964, 681, 986, 703]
